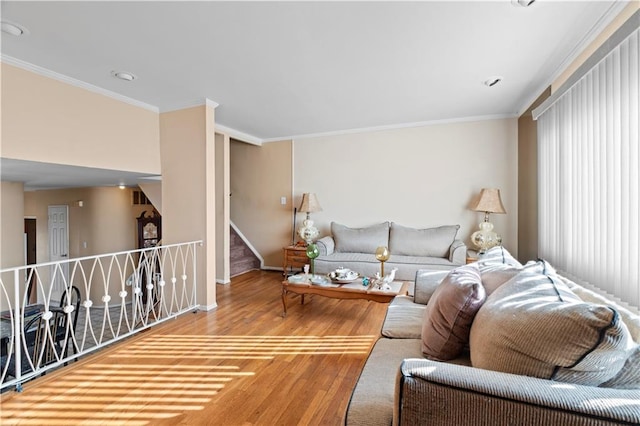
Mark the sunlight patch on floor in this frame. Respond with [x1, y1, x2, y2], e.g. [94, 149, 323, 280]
[109, 334, 378, 359]
[0, 334, 377, 424]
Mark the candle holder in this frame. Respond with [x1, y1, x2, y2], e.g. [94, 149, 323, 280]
[375, 246, 390, 277]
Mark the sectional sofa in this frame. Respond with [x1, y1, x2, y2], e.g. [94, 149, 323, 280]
[314, 221, 467, 281]
[345, 246, 640, 425]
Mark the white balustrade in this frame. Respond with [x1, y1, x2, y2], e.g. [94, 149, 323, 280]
[0, 241, 201, 391]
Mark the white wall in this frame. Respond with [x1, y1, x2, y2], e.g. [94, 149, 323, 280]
[294, 118, 518, 254]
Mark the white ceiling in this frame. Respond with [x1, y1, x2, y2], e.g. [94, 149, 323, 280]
[0, 0, 629, 188]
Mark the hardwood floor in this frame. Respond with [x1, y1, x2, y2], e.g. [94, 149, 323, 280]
[0, 270, 389, 425]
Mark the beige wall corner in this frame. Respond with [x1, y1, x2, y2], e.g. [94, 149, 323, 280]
[215, 133, 231, 284]
[230, 139, 293, 269]
[160, 104, 216, 308]
[1, 63, 160, 174]
[294, 119, 518, 256]
[518, 88, 551, 262]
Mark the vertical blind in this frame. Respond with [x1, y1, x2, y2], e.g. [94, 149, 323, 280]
[535, 26, 639, 310]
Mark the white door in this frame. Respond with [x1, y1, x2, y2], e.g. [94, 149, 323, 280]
[48, 205, 69, 303]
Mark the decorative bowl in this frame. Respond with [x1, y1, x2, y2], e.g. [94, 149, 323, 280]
[329, 269, 359, 283]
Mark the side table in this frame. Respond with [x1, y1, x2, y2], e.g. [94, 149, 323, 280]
[283, 245, 308, 276]
[466, 249, 479, 264]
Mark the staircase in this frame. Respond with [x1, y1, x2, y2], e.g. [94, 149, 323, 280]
[230, 226, 261, 277]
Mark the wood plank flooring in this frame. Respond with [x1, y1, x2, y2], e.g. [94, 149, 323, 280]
[0, 270, 389, 425]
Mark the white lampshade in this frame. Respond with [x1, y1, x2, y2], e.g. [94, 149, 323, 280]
[299, 193, 322, 213]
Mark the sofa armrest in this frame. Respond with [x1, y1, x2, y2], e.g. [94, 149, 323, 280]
[448, 239, 467, 265]
[315, 236, 335, 256]
[394, 358, 640, 426]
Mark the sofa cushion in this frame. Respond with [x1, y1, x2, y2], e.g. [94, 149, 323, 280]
[469, 268, 633, 386]
[389, 223, 459, 258]
[422, 263, 485, 361]
[382, 296, 426, 339]
[332, 222, 390, 254]
[600, 345, 640, 389]
[478, 262, 523, 296]
[477, 245, 523, 267]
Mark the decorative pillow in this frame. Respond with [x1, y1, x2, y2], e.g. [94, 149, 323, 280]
[389, 223, 459, 258]
[331, 222, 390, 253]
[421, 263, 485, 361]
[600, 345, 640, 389]
[469, 270, 633, 386]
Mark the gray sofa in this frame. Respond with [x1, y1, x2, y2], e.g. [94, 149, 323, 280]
[345, 246, 640, 426]
[315, 222, 467, 281]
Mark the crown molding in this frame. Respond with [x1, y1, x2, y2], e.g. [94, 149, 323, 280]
[160, 98, 221, 113]
[515, 1, 631, 117]
[1, 54, 159, 113]
[276, 113, 516, 142]
[215, 124, 262, 146]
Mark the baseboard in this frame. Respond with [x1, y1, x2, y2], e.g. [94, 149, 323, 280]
[216, 279, 231, 284]
[198, 303, 218, 312]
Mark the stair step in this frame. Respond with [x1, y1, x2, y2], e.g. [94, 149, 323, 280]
[230, 226, 260, 277]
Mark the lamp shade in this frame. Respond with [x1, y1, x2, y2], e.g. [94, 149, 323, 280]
[470, 188, 506, 214]
[299, 193, 322, 213]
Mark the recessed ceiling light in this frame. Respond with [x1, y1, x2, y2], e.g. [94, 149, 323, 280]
[511, 0, 536, 7]
[483, 77, 503, 88]
[111, 71, 137, 82]
[1, 21, 28, 36]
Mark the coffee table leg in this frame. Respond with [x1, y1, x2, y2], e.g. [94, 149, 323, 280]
[301, 295, 305, 305]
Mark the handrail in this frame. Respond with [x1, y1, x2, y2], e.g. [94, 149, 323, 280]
[0, 241, 202, 391]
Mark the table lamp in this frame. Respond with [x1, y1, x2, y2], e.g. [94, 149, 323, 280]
[298, 193, 322, 245]
[470, 188, 506, 253]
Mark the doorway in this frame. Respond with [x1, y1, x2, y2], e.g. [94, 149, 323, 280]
[24, 218, 36, 304]
[48, 205, 69, 303]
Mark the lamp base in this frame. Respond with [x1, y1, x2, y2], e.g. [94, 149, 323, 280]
[298, 218, 319, 245]
[471, 221, 502, 254]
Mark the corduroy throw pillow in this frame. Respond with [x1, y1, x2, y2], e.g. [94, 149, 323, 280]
[469, 268, 633, 386]
[422, 263, 485, 361]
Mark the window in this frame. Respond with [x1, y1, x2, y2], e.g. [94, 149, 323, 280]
[533, 21, 639, 310]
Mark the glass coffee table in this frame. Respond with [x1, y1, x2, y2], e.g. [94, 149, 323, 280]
[281, 275, 408, 317]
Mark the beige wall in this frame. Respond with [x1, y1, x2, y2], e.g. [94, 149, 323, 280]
[159, 104, 216, 309]
[138, 182, 162, 214]
[0, 181, 25, 269]
[23, 187, 147, 264]
[230, 139, 293, 268]
[294, 119, 518, 256]
[1, 63, 160, 173]
[0, 181, 24, 310]
[517, 88, 550, 262]
[215, 133, 230, 283]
